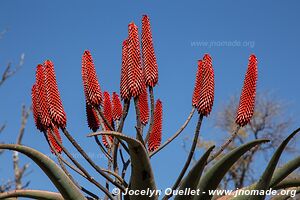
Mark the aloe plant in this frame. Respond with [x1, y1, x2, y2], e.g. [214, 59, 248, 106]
[0, 14, 299, 200]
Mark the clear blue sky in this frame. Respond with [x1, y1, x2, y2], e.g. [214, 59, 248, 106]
[1, 0, 300, 198]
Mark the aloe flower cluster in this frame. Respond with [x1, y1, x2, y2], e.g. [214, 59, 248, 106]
[236, 54, 258, 126]
[148, 99, 163, 151]
[31, 61, 66, 153]
[30, 13, 258, 163]
[112, 92, 123, 121]
[192, 54, 215, 116]
[4, 14, 294, 200]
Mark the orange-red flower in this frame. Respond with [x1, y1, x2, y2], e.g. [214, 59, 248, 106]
[197, 54, 215, 116]
[44, 60, 67, 128]
[112, 92, 123, 121]
[86, 102, 100, 132]
[127, 23, 143, 97]
[31, 84, 43, 131]
[82, 50, 103, 106]
[138, 82, 149, 125]
[148, 99, 162, 152]
[236, 55, 258, 127]
[192, 60, 204, 107]
[46, 126, 63, 154]
[35, 64, 51, 128]
[102, 91, 114, 147]
[142, 15, 158, 87]
[120, 39, 130, 100]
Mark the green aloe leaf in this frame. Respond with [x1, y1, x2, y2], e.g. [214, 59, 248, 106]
[175, 146, 215, 200]
[247, 128, 300, 200]
[232, 158, 300, 200]
[0, 189, 64, 200]
[194, 139, 269, 200]
[273, 178, 300, 190]
[0, 144, 86, 200]
[89, 131, 157, 200]
[269, 156, 300, 188]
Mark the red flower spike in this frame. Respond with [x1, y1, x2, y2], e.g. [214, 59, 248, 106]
[120, 39, 131, 100]
[86, 102, 100, 132]
[197, 54, 215, 116]
[46, 126, 63, 154]
[102, 91, 114, 147]
[44, 60, 67, 128]
[192, 60, 204, 107]
[103, 92, 113, 129]
[236, 55, 258, 127]
[112, 92, 123, 121]
[138, 83, 149, 125]
[35, 64, 51, 128]
[127, 22, 143, 97]
[142, 15, 158, 87]
[82, 50, 103, 106]
[31, 84, 43, 131]
[148, 99, 162, 152]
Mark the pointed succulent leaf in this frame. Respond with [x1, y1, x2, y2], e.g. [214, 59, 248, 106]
[175, 146, 215, 200]
[0, 189, 64, 200]
[273, 178, 300, 190]
[232, 159, 300, 200]
[194, 139, 269, 200]
[270, 156, 300, 188]
[0, 144, 86, 200]
[248, 128, 300, 200]
[88, 131, 157, 200]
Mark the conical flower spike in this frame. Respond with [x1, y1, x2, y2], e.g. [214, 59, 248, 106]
[142, 15, 158, 87]
[82, 50, 103, 106]
[31, 84, 43, 132]
[148, 99, 162, 152]
[192, 60, 204, 107]
[102, 91, 114, 147]
[86, 102, 100, 132]
[197, 54, 215, 116]
[44, 60, 67, 128]
[138, 82, 149, 125]
[236, 55, 258, 127]
[35, 64, 51, 128]
[127, 22, 143, 97]
[120, 39, 131, 100]
[46, 126, 63, 154]
[112, 92, 123, 121]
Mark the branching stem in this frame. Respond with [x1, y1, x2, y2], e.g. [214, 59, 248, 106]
[162, 114, 203, 200]
[61, 127, 126, 192]
[150, 107, 196, 158]
[207, 125, 241, 163]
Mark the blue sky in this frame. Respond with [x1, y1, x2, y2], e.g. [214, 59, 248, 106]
[1, 0, 300, 198]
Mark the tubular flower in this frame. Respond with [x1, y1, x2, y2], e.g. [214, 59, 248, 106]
[82, 50, 103, 106]
[120, 39, 130, 100]
[138, 82, 149, 125]
[197, 54, 215, 116]
[141, 15, 158, 87]
[112, 92, 123, 121]
[35, 64, 51, 128]
[127, 22, 143, 97]
[192, 60, 204, 107]
[46, 126, 63, 154]
[236, 55, 258, 127]
[86, 102, 100, 132]
[148, 99, 162, 152]
[102, 91, 114, 147]
[31, 84, 43, 131]
[44, 60, 67, 128]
